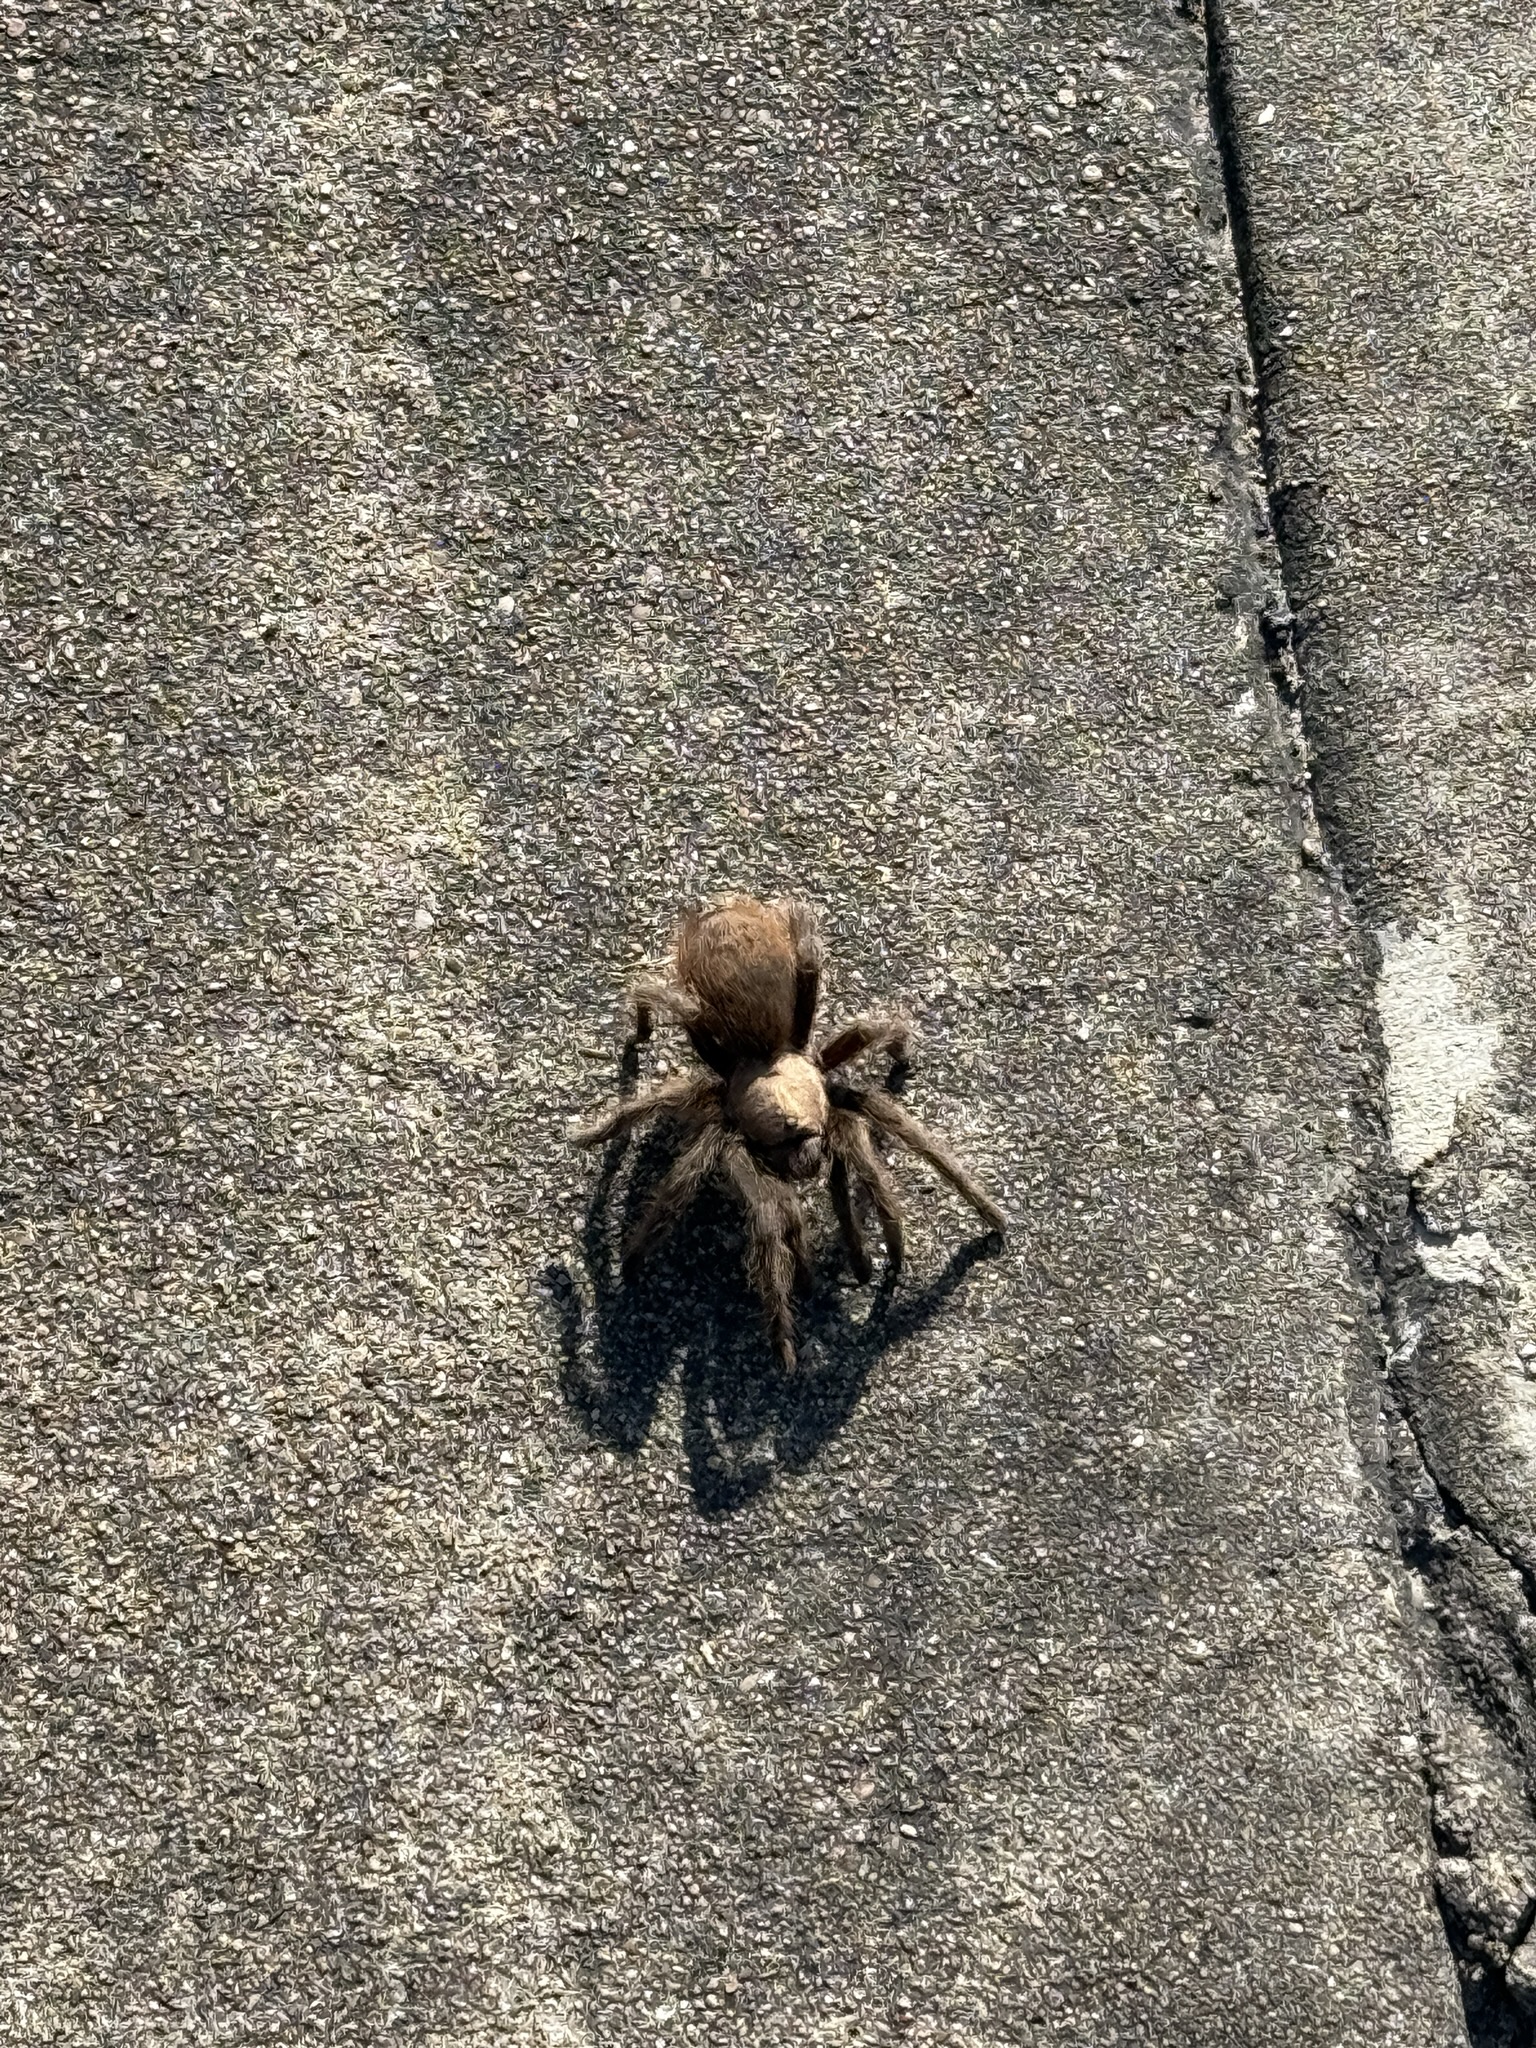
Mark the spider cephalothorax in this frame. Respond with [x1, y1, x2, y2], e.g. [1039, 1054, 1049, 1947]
[572, 895, 1005, 1371]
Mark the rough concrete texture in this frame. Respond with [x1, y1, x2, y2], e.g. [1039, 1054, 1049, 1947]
[0, 1, 1478, 2044]
[1207, 0, 1536, 2035]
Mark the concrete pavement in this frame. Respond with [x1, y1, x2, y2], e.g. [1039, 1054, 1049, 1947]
[1209, 1, 1536, 2035]
[1, 0, 1519, 2041]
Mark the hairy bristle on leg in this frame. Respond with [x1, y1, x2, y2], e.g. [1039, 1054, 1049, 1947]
[828, 1151, 872, 1283]
[630, 974, 699, 1042]
[780, 898, 824, 1051]
[782, 1187, 812, 1294]
[858, 1088, 1006, 1235]
[570, 1073, 718, 1150]
[816, 1012, 912, 1073]
[837, 1113, 906, 1272]
[621, 1124, 729, 1279]
[722, 1140, 801, 1371]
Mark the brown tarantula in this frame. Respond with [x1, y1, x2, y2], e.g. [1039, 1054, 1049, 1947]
[572, 895, 1005, 1371]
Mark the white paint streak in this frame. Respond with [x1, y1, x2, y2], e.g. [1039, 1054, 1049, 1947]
[1375, 917, 1499, 1172]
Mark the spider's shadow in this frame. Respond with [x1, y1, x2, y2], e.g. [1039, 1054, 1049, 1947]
[547, 1051, 1000, 1515]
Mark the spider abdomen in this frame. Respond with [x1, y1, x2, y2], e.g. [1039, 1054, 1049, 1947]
[676, 896, 800, 1055]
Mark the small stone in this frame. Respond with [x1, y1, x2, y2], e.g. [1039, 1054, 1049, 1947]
[5, 19, 26, 38]
[1080, 162, 1104, 186]
[1256, 103, 1276, 126]
[414, 906, 435, 929]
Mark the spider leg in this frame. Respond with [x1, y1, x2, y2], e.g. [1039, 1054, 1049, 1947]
[857, 1087, 1006, 1235]
[828, 1152, 872, 1284]
[778, 898, 824, 1051]
[782, 1183, 813, 1295]
[817, 1012, 913, 1074]
[570, 1073, 717, 1149]
[834, 1109, 906, 1273]
[621, 1122, 728, 1280]
[630, 974, 700, 1043]
[722, 1138, 802, 1371]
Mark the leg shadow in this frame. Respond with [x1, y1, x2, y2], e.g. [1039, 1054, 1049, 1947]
[549, 1119, 1004, 1517]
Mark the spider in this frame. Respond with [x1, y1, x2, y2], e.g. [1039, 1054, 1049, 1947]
[571, 894, 1005, 1371]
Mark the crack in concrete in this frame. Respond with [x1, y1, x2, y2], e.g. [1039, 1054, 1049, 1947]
[1385, 1356, 1536, 2045]
[1203, 4, 1534, 2039]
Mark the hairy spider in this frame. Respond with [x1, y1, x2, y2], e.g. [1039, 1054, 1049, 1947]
[572, 894, 1005, 1371]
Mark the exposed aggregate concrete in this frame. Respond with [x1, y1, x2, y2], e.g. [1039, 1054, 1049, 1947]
[0, 0, 1471, 2043]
